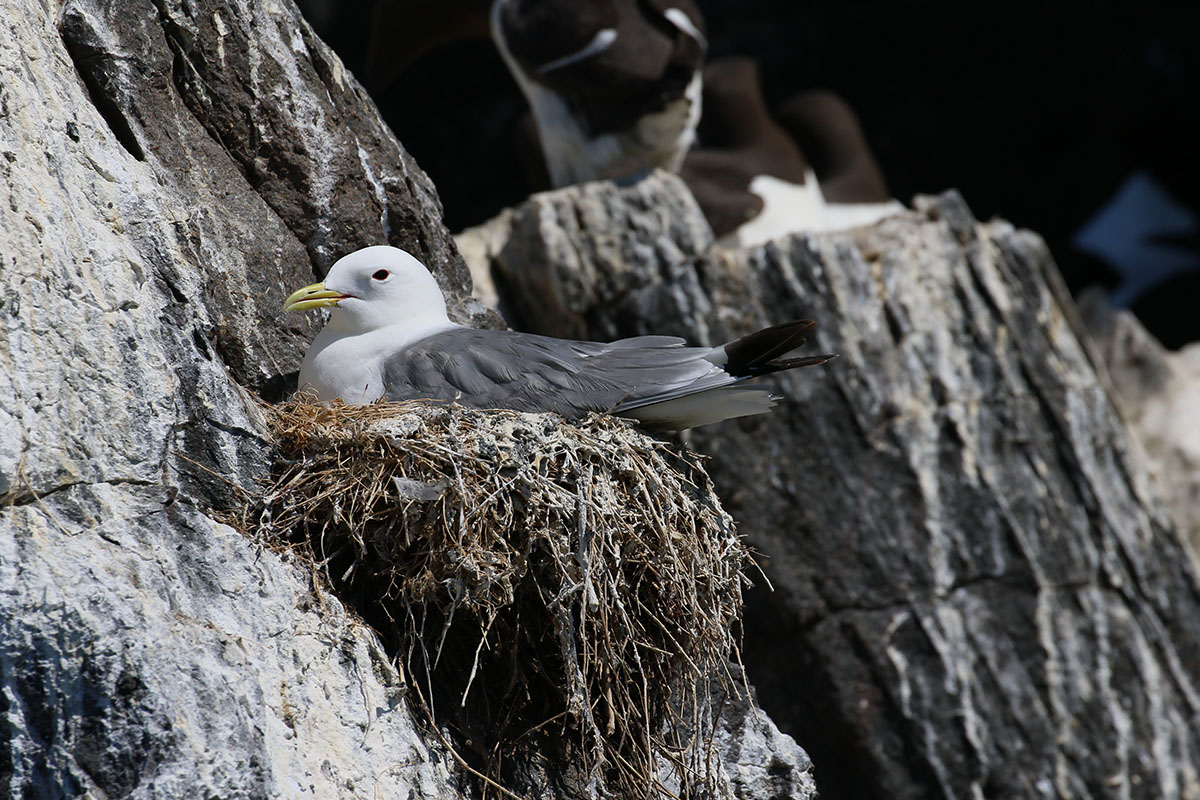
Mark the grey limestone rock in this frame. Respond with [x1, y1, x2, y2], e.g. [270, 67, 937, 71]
[1079, 290, 1200, 560]
[458, 174, 715, 340]
[0, 2, 810, 798]
[1, 484, 458, 799]
[1, 0, 479, 796]
[467, 172, 1200, 800]
[711, 671, 818, 800]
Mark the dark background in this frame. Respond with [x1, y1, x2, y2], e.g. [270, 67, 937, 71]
[299, 0, 1200, 346]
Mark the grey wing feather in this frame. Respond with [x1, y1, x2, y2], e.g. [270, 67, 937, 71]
[380, 327, 733, 417]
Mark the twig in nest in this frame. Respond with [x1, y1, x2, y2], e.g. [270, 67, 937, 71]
[243, 399, 751, 800]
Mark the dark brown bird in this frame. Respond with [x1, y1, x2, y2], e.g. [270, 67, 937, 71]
[681, 58, 901, 248]
[490, 0, 707, 187]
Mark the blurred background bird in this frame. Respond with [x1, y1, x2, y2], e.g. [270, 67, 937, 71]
[299, 0, 1200, 347]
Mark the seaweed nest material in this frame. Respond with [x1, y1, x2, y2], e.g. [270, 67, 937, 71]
[243, 400, 751, 799]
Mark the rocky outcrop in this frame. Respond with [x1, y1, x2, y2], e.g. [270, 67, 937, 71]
[0, 0, 478, 795]
[1080, 291, 1200, 557]
[1, 489, 459, 799]
[461, 173, 1200, 800]
[0, 2, 810, 798]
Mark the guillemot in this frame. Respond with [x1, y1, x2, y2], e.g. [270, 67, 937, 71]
[681, 58, 902, 249]
[490, 0, 707, 187]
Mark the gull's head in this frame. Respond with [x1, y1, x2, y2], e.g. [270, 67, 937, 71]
[283, 245, 449, 334]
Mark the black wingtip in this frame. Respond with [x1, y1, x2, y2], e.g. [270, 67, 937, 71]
[723, 319, 831, 376]
[764, 353, 838, 371]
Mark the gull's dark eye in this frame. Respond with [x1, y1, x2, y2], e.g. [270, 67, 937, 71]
[372, 269, 389, 281]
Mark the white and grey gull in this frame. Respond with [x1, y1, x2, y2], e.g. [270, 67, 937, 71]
[284, 246, 836, 430]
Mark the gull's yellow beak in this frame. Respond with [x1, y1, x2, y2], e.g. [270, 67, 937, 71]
[283, 282, 346, 312]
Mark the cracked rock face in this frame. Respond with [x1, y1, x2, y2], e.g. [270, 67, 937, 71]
[1, 2, 810, 798]
[1079, 291, 1200, 558]
[1, 0, 483, 795]
[2, 0, 496, 507]
[462, 172, 1200, 800]
[1, 485, 459, 799]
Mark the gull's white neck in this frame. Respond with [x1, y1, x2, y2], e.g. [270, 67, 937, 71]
[299, 314, 458, 403]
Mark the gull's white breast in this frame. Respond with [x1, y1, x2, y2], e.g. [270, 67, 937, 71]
[298, 320, 457, 403]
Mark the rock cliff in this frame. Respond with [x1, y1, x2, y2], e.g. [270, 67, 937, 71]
[0, 1, 809, 798]
[461, 173, 1200, 799]
[7, 1, 1200, 798]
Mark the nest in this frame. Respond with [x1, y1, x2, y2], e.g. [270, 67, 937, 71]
[242, 400, 751, 799]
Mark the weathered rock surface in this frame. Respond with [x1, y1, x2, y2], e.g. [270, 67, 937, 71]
[462, 172, 1200, 800]
[0, 0, 477, 795]
[711, 670, 817, 800]
[1, 486, 458, 799]
[0, 2, 811, 798]
[1080, 291, 1200, 556]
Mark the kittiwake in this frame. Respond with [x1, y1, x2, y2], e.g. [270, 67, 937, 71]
[283, 246, 835, 429]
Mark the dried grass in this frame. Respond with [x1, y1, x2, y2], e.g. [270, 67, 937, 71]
[240, 399, 750, 799]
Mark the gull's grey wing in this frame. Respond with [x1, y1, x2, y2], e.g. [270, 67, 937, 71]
[380, 327, 734, 418]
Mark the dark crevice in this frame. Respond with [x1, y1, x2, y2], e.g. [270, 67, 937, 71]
[255, 370, 301, 404]
[191, 328, 212, 360]
[300, 25, 341, 103]
[882, 300, 905, 346]
[3, 477, 159, 509]
[198, 415, 269, 445]
[59, 17, 146, 162]
[963, 246, 1007, 323]
[155, 267, 188, 304]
